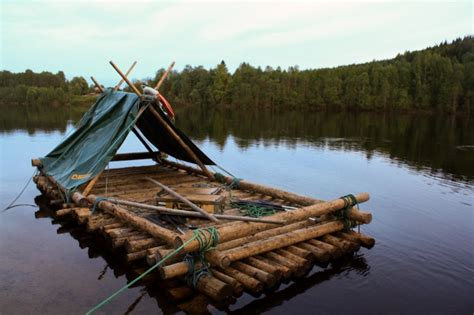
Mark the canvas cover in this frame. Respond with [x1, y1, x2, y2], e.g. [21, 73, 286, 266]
[40, 90, 214, 192]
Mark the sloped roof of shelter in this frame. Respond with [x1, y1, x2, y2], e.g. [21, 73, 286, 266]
[40, 90, 214, 191]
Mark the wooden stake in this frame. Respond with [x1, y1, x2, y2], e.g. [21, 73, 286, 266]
[154, 61, 175, 90]
[109, 61, 142, 97]
[101, 197, 284, 224]
[90, 76, 104, 93]
[115, 61, 137, 91]
[147, 106, 214, 179]
[146, 177, 218, 222]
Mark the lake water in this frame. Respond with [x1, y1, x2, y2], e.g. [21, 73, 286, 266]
[0, 105, 473, 314]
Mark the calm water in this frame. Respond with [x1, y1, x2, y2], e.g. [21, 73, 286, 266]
[0, 105, 473, 314]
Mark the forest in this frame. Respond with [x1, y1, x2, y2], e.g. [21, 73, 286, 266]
[1, 36, 472, 112]
[153, 36, 473, 113]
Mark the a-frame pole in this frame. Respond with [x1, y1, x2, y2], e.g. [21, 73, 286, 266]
[109, 60, 214, 180]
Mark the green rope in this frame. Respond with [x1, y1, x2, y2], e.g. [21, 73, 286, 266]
[184, 227, 219, 287]
[335, 194, 359, 230]
[86, 227, 219, 314]
[231, 202, 276, 218]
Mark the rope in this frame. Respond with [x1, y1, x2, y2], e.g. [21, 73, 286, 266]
[91, 197, 108, 213]
[184, 227, 219, 287]
[86, 227, 219, 314]
[231, 201, 276, 218]
[1, 170, 37, 213]
[335, 194, 359, 230]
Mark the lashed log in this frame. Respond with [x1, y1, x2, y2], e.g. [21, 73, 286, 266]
[231, 261, 277, 288]
[211, 269, 244, 297]
[146, 177, 218, 222]
[338, 231, 375, 248]
[216, 266, 263, 294]
[161, 159, 372, 224]
[102, 197, 284, 224]
[177, 193, 369, 253]
[87, 194, 178, 244]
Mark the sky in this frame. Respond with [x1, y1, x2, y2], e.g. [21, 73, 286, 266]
[1, 0, 472, 86]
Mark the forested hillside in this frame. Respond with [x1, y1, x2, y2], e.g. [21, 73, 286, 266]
[153, 36, 473, 112]
[1, 37, 472, 112]
[0, 70, 90, 106]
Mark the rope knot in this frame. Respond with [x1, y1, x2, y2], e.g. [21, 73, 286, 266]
[336, 194, 359, 230]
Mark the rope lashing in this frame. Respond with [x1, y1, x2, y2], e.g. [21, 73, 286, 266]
[231, 201, 277, 218]
[336, 194, 359, 230]
[214, 172, 241, 189]
[184, 227, 219, 288]
[86, 227, 220, 314]
[91, 196, 108, 212]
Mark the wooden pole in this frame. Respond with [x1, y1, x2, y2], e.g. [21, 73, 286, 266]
[109, 61, 142, 97]
[176, 193, 369, 252]
[146, 177, 218, 222]
[101, 197, 285, 225]
[115, 61, 137, 91]
[147, 106, 214, 179]
[90, 76, 104, 93]
[161, 159, 372, 224]
[154, 61, 175, 90]
[87, 194, 179, 244]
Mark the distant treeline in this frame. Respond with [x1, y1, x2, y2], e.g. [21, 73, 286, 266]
[149, 36, 473, 113]
[2, 36, 472, 112]
[0, 70, 90, 106]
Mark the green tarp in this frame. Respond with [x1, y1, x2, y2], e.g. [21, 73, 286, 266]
[40, 90, 214, 193]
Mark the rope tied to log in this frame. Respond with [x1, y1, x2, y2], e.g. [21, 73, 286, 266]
[231, 201, 277, 218]
[184, 227, 220, 288]
[214, 172, 241, 189]
[86, 227, 219, 314]
[336, 194, 359, 230]
[91, 197, 108, 212]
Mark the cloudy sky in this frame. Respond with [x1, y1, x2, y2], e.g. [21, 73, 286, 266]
[1, 0, 472, 85]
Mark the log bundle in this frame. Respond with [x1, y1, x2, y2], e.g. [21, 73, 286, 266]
[32, 161, 375, 305]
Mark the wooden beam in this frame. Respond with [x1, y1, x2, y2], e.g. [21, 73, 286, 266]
[90, 76, 104, 93]
[115, 61, 137, 91]
[154, 61, 175, 90]
[146, 177, 219, 222]
[109, 61, 142, 97]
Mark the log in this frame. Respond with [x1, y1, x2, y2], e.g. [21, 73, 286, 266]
[231, 261, 277, 288]
[126, 250, 148, 262]
[216, 220, 346, 267]
[55, 208, 74, 217]
[87, 217, 117, 232]
[211, 269, 244, 297]
[308, 239, 341, 258]
[125, 237, 164, 252]
[104, 198, 285, 224]
[296, 242, 331, 262]
[286, 245, 314, 262]
[176, 193, 370, 253]
[111, 234, 148, 249]
[146, 178, 218, 222]
[339, 231, 375, 248]
[87, 194, 178, 244]
[321, 234, 360, 252]
[244, 257, 282, 281]
[217, 220, 314, 251]
[195, 275, 233, 301]
[263, 252, 299, 274]
[275, 249, 311, 276]
[254, 255, 291, 279]
[216, 266, 263, 294]
[162, 159, 372, 223]
[114, 61, 137, 91]
[154, 247, 185, 266]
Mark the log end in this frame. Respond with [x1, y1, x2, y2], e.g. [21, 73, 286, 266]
[31, 158, 42, 167]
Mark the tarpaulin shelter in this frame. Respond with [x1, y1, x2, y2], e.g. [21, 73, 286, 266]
[40, 90, 214, 192]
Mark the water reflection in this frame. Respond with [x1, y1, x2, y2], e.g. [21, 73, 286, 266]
[2, 104, 472, 183]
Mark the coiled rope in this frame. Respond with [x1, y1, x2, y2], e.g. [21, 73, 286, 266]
[86, 227, 219, 314]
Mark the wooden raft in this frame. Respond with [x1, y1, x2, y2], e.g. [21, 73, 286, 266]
[32, 157, 375, 304]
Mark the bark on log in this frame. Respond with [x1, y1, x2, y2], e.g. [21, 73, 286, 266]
[216, 266, 263, 294]
[218, 220, 346, 266]
[254, 255, 292, 279]
[296, 242, 331, 262]
[194, 275, 233, 301]
[162, 159, 372, 223]
[244, 257, 282, 281]
[211, 269, 244, 297]
[231, 261, 277, 288]
[177, 193, 369, 253]
[321, 234, 360, 252]
[308, 239, 342, 259]
[87, 194, 178, 244]
[338, 231, 375, 248]
[125, 238, 164, 253]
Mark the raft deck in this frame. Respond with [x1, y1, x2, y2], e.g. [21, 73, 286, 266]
[33, 158, 375, 304]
